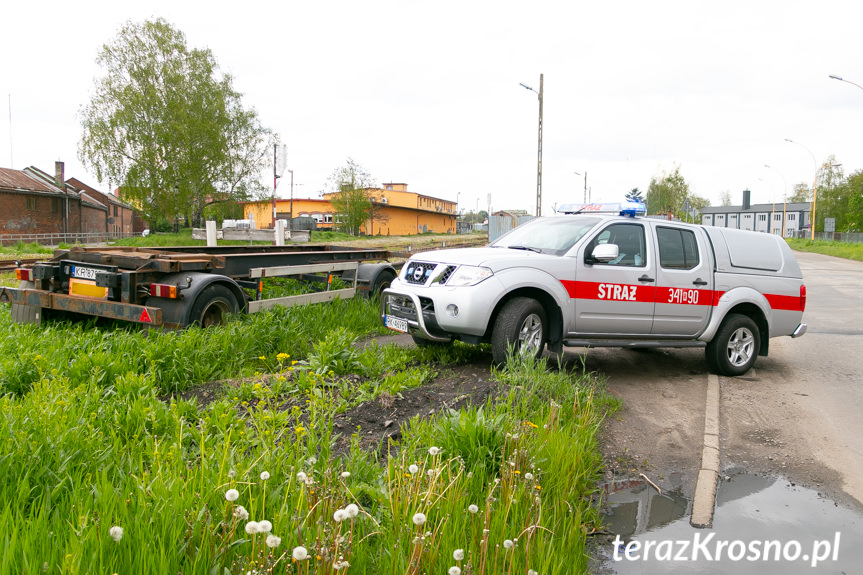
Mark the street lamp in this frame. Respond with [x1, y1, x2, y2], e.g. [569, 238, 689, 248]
[574, 170, 588, 203]
[764, 164, 787, 237]
[520, 74, 543, 217]
[829, 74, 863, 92]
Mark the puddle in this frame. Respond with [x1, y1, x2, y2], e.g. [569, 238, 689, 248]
[596, 470, 863, 574]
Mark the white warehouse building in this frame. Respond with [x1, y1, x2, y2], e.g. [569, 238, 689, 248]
[699, 202, 811, 238]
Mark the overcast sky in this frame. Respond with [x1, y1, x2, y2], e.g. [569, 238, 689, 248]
[2, 0, 861, 215]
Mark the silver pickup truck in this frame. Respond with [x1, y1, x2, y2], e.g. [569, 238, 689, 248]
[380, 203, 807, 376]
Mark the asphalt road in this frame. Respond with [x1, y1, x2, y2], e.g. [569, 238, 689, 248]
[562, 250, 863, 509]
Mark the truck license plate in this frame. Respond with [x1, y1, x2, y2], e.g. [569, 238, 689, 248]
[385, 315, 409, 333]
[71, 266, 99, 280]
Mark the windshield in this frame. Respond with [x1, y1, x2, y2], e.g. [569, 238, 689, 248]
[491, 216, 601, 256]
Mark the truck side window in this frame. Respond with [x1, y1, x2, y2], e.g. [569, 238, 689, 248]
[586, 223, 646, 267]
[657, 227, 699, 269]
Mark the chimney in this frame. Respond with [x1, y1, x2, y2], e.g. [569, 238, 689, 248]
[742, 189, 751, 210]
[55, 161, 65, 190]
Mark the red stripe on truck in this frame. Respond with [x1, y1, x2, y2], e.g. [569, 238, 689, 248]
[560, 280, 800, 311]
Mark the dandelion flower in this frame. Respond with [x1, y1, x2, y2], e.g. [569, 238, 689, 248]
[225, 488, 240, 502]
[266, 534, 281, 548]
[412, 512, 427, 526]
[428, 446, 441, 456]
[345, 503, 360, 518]
[245, 521, 260, 534]
[109, 526, 123, 542]
[259, 355, 267, 360]
[453, 548, 465, 561]
[468, 504, 479, 514]
[260, 471, 270, 481]
[334, 509, 348, 523]
[258, 520, 273, 533]
[503, 539, 514, 549]
[409, 464, 419, 474]
[341, 471, 350, 478]
[233, 506, 249, 521]
[448, 567, 462, 575]
[292, 546, 308, 561]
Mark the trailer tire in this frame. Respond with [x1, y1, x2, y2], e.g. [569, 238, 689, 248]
[10, 281, 41, 325]
[491, 297, 547, 366]
[371, 269, 397, 300]
[189, 284, 239, 328]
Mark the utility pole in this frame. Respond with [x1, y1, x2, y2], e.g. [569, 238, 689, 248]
[289, 169, 294, 232]
[272, 144, 279, 228]
[520, 74, 543, 217]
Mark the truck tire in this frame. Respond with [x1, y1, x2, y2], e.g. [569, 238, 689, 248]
[189, 284, 239, 327]
[706, 313, 760, 376]
[10, 281, 40, 325]
[491, 297, 547, 365]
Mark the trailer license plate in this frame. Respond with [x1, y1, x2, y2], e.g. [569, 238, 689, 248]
[385, 315, 409, 333]
[71, 266, 99, 280]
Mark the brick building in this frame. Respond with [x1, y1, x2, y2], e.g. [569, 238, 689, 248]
[0, 161, 138, 244]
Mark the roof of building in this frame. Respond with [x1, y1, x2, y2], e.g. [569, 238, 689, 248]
[67, 177, 133, 209]
[700, 202, 811, 214]
[0, 167, 68, 195]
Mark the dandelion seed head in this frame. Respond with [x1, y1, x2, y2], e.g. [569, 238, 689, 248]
[228, 469, 236, 478]
[525, 472, 534, 481]
[448, 567, 462, 575]
[258, 520, 273, 533]
[260, 471, 270, 481]
[245, 521, 260, 534]
[453, 548, 465, 561]
[503, 539, 514, 549]
[345, 503, 359, 518]
[225, 488, 240, 502]
[266, 534, 281, 548]
[333, 559, 351, 570]
[296, 471, 308, 482]
[528, 570, 538, 575]
[427, 469, 435, 477]
[409, 464, 419, 474]
[468, 504, 479, 514]
[292, 546, 308, 561]
[428, 446, 441, 456]
[341, 471, 351, 478]
[412, 512, 427, 526]
[109, 526, 123, 542]
[233, 506, 249, 521]
[333, 509, 348, 523]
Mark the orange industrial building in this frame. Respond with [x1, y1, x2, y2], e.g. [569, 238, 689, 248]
[242, 183, 457, 235]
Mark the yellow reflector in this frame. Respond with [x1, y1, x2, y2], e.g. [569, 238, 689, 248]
[69, 278, 109, 299]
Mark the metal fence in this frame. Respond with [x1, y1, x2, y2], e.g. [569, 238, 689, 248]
[791, 231, 863, 243]
[0, 231, 141, 247]
[489, 215, 535, 242]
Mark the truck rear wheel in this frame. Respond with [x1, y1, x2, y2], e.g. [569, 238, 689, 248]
[706, 313, 760, 376]
[10, 281, 40, 325]
[491, 297, 547, 366]
[189, 284, 238, 327]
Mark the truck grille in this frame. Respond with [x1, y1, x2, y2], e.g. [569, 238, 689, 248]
[434, 265, 457, 285]
[404, 262, 438, 285]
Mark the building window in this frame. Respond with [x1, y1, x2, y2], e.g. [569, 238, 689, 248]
[759, 214, 766, 221]
[324, 214, 333, 223]
[27, 197, 38, 211]
[788, 214, 796, 221]
[114, 205, 118, 217]
[774, 214, 781, 221]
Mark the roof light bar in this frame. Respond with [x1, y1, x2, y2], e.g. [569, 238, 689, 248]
[558, 201, 646, 217]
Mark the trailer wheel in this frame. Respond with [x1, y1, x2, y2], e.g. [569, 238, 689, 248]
[10, 281, 41, 325]
[706, 313, 760, 376]
[189, 284, 239, 327]
[371, 269, 397, 299]
[491, 297, 547, 366]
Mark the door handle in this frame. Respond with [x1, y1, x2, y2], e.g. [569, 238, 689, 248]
[693, 278, 708, 286]
[638, 274, 655, 283]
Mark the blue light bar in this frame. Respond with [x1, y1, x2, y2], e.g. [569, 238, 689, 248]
[558, 201, 646, 217]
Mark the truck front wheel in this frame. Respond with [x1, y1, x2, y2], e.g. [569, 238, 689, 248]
[189, 284, 239, 327]
[706, 313, 760, 376]
[491, 297, 547, 366]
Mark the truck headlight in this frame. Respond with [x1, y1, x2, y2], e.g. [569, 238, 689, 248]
[446, 266, 493, 286]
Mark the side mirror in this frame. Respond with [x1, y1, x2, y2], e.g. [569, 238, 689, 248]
[587, 243, 619, 264]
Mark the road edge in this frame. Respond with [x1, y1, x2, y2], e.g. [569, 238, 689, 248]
[690, 373, 720, 528]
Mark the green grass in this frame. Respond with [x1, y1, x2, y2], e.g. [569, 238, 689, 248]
[0, 300, 613, 574]
[787, 238, 863, 261]
[0, 241, 54, 257]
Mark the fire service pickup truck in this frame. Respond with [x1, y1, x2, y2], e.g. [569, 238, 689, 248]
[381, 202, 807, 376]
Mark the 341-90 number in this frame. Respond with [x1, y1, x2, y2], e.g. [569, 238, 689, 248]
[668, 288, 699, 305]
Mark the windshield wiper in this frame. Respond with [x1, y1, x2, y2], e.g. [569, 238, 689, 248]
[507, 245, 541, 253]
